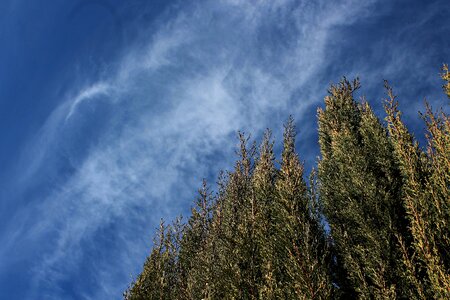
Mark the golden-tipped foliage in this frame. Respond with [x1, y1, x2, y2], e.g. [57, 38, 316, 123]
[318, 78, 406, 299]
[442, 64, 450, 98]
[385, 80, 450, 299]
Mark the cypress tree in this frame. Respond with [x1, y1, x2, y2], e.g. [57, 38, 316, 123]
[178, 180, 214, 299]
[384, 75, 450, 298]
[318, 78, 406, 298]
[442, 64, 450, 98]
[274, 117, 333, 299]
[252, 129, 278, 298]
[212, 132, 257, 299]
[125, 219, 182, 300]
[201, 171, 229, 299]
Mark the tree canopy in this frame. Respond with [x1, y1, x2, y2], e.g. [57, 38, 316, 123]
[125, 66, 450, 300]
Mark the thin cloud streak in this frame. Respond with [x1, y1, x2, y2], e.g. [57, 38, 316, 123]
[66, 82, 112, 121]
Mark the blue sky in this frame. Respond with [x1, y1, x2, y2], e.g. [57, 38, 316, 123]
[0, 0, 448, 299]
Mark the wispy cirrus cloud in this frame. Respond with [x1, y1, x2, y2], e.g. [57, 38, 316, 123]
[66, 82, 112, 121]
[9, 0, 448, 299]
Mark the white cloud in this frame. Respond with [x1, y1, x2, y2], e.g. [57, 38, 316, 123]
[66, 82, 112, 121]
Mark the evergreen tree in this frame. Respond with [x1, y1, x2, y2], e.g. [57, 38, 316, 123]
[125, 219, 182, 300]
[178, 180, 214, 299]
[384, 76, 450, 298]
[274, 117, 333, 299]
[203, 171, 229, 299]
[318, 78, 407, 299]
[252, 129, 278, 298]
[442, 64, 450, 98]
[212, 132, 258, 299]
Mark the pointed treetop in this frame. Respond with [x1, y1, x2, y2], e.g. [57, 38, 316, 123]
[282, 115, 296, 161]
[324, 77, 361, 109]
[253, 129, 275, 190]
[235, 131, 255, 177]
[441, 64, 450, 99]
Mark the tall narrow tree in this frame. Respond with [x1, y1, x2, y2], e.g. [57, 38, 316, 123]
[125, 219, 182, 300]
[384, 76, 450, 298]
[178, 180, 214, 299]
[275, 117, 333, 299]
[252, 130, 277, 298]
[318, 78, 407, 298]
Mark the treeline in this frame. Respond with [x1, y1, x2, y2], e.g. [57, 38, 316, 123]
[124, 66, 450, 299]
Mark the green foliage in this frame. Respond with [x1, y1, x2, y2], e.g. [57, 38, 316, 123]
[442, 64, 450, 98]
[125, 66, 449, 300]
[125, 219, 183, 300]
[178, 180, 214, 299]
[272, 118, 333, 299]
[318, 78, 406, 299]
[385, 81, 450, 299]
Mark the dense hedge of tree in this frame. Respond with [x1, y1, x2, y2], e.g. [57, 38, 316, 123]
[124, 66, 450, 299]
